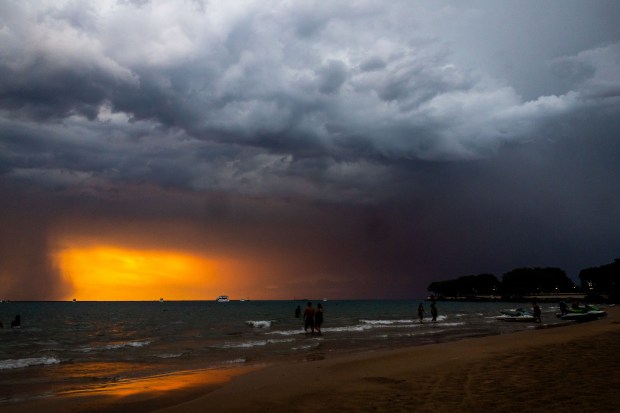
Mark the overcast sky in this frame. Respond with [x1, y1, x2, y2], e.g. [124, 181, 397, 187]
[1, 0, 619, 300]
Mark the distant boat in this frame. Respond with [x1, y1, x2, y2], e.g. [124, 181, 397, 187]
[72, 298, 77, 302]
[216, 295, 230, 302]
[159, 298, 164, 303]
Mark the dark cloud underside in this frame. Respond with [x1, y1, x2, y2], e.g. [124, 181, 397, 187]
[1, 0, 619, 299]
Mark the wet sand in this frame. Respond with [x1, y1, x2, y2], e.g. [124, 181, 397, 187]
[4, 307, 619, 412]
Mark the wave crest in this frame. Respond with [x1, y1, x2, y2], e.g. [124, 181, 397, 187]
[0, 356, 60, 370]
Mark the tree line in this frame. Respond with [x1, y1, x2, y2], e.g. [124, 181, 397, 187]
[427, 259, 619, 302]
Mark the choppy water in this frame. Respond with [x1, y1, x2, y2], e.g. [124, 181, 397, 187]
[0, 300, 565, 403]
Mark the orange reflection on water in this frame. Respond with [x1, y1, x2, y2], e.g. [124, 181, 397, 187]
[58, 246, 220, 301]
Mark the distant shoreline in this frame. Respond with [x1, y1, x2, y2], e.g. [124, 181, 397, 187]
[428, 293, 599, 303]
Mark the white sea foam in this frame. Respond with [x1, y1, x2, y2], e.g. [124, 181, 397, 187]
[321, 325, 374, 333]
[265, 329, 306, 336]
[268, 321, 425, 336]
[360, 319, 413, 325]
[223, 358, 247, 364]
[216, 338, 295, 349]
[291, 342, 321, 351]
[0, 356, 60, 370]
[104, 340, 151, 350]
[156, 352, 185, 359]
[80, 340, 152, 352]
[361, 315, 448, 325]
[245, 320, 273, 328]
[437, 322, 465, 327]
[267, 325, 373, 335]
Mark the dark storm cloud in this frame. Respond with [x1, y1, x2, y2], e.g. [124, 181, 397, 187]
[3, 2, 619, 166]
[1, 0, 619, 299]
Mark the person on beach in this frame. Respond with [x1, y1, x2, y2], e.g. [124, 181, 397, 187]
[11, 314, 21, 328]
[418, 303, 425, 323]
[303, 302, 316, 334]
[560, 301, 569, 316]
[532, 302, 541, 323]
[315, 303, 324, 335]
[430, 301, 438, 322]
[295, 305, 301, 318]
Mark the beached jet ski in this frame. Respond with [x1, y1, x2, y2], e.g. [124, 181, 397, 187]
[556, 304, 607, 322]
[496, 308, 537, 322]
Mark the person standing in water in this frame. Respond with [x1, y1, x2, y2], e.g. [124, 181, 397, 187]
[295, 305, 301, 318]
[303, 302, 316, 334]
[532, 301, 542, 323]
[315, 303, 324, 335]
[430, 301, 438, 322]
[417, 303, 425, 323]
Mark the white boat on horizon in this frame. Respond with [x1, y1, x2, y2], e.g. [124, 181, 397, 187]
[216, 295, 230, 302]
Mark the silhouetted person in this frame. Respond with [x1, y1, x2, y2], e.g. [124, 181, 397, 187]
[430, 301, 438, 322]
[418, 303, 425, 323]
[295, 305, 301, 318]
[315, 303, 324, 335]
[303, 302, 316, 334]
[559, 301, 568, 316]
[0, 320, 3, 329]
[11, 315, 21, 328]
[532, 302, 541, 323]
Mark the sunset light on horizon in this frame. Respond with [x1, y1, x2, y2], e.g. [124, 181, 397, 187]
[58, 246, 229, 301]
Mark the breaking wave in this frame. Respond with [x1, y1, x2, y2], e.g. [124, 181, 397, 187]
[0, 356, 61, 370]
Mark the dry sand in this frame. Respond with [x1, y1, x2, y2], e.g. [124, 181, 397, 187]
[4, 307, 619, 413]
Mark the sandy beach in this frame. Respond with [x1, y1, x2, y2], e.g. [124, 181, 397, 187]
[4, 306, 619, 413]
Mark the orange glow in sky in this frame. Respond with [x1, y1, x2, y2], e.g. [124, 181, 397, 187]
[58, 246, 225, 301]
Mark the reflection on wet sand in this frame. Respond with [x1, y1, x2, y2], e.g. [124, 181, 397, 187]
[60, 367, 253, 400]
[1, 366, 259, 413]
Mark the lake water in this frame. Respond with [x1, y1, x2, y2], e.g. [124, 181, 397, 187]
[0, 299, 566, 403]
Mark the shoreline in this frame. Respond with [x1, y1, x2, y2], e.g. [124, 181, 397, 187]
[3, 307, 619, 412]
[161, 307, 620, 413]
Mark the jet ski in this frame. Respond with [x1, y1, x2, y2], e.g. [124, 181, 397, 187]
[557, 304, 607, 322]
[496, 308, 537, 322]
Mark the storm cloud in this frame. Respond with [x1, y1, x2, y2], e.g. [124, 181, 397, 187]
[1, 0, 619, 299]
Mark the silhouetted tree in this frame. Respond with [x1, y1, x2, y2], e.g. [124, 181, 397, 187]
[579, 259, 620, 302]
[428, 273, 500, 297]
[502, 267, 574, 296]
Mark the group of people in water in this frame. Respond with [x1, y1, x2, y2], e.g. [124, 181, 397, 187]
[296, 299, 443, 335]
[293, 297, 599, 331]
[295, 302, 324, 335]
[417, 298, 439, 323]
[0, 314, 21, 329]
